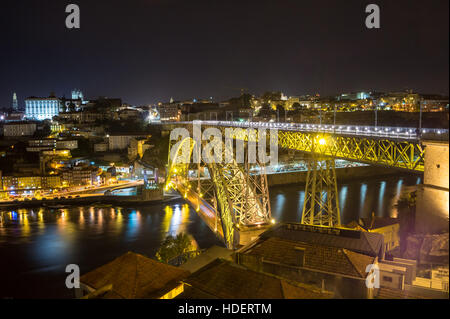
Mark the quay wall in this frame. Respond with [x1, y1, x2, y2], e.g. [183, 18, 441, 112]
[266, 165, 410, 186]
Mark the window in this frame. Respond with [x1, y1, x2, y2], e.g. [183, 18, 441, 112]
[383, 276, 393, 282]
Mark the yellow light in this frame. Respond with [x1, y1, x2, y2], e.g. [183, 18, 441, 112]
[174, 168, 178, 173]
[318, 138, 326, 146]
[271, 219, 276, 224]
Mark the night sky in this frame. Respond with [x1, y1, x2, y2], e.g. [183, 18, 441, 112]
[0, 0, 448, 107]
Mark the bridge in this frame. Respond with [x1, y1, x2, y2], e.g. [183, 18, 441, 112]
[163, 120, 448, 249]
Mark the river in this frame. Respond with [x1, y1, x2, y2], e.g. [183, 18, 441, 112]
[0, 174, 421, 298]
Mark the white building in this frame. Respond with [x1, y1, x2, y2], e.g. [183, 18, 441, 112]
[25, 96, 61, 120]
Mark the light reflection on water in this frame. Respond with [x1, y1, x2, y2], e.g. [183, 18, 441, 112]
[0, 174, 421, 298]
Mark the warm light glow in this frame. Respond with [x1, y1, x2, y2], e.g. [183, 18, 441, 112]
[318, 138, 326, 146]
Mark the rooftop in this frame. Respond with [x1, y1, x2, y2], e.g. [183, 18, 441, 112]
[258, 223, 384, 257]
[179, 259, 332, 299]
[180, 245, 233, 273]
[241, 236, 375, 278]
[375, 288, 432, 299]
[358, 216, 399, 230]
[80, 251, 190, 299]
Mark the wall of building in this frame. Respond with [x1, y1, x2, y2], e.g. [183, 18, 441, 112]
[3, 123, 37, 137]
[423, 142, 449, 189]
[25, 98, 60, 120]
[416, 141, 449, 234]
[416, 186, 449, 234]
[235, 253, 370, 298]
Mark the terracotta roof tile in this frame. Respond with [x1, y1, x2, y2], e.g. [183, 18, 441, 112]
[244, 237, 375, 278]
[181, 259, 331, 299]
[260, 223, 384, 257]
[80, 251, 190, 299]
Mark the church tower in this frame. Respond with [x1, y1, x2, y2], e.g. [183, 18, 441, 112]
[12, 92, 18, 111]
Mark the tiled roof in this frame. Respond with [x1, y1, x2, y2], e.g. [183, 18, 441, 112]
[180, 245, 233, 273]
[375, 288, 431, 299]
[180, 259, 331, 299]
[80, 251, 190, 299]
[260, 223, 384, 257]
[243, 237, 375, 278]
[359, 217, 399, 230]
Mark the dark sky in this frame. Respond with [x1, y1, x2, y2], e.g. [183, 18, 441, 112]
[0, 0, 448, 107]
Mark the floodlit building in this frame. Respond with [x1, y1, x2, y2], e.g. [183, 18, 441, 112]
[25, 96, 61, 120]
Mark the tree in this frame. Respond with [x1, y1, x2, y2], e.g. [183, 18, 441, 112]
[33, 124, 51, 138]
[155, 233, 196, 264]
[261, 91, 282, 102]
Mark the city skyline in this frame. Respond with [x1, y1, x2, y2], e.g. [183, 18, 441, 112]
[1, 0, 448, 107]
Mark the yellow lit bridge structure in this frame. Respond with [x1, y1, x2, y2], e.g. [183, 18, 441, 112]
[164, 120, 447, 249]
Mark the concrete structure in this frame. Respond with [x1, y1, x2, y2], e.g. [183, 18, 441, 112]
[416, 141, 449, 234]
[108, 134, 149, 150]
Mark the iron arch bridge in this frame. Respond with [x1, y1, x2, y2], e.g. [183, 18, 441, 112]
[166, 135, 272, 249]
[162, 120, 448, 172]
[162, 121, 447, 248]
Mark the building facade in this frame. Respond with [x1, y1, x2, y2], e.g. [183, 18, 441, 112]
[3, 122, 37, 137]
[25, 96, 61, 120]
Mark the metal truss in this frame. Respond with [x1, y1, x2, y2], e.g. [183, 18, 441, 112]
[200, 125, 425, 171]
[166, 136, 271, 249]
[277, 131, 425, 171]
[301, 156, 341, 227]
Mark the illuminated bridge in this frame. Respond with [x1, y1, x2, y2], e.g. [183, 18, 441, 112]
[167, 120, 448, 172]
[163, 120, 448, 249]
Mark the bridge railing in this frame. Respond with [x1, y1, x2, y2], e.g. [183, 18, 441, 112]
[176, 120, 448, 141]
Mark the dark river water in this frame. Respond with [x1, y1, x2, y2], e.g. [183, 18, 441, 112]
[0, 174, 421, 298]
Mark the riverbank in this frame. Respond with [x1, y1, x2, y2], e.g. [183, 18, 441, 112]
[266, 165, 416, 186]
[0, 193, 180, 210]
